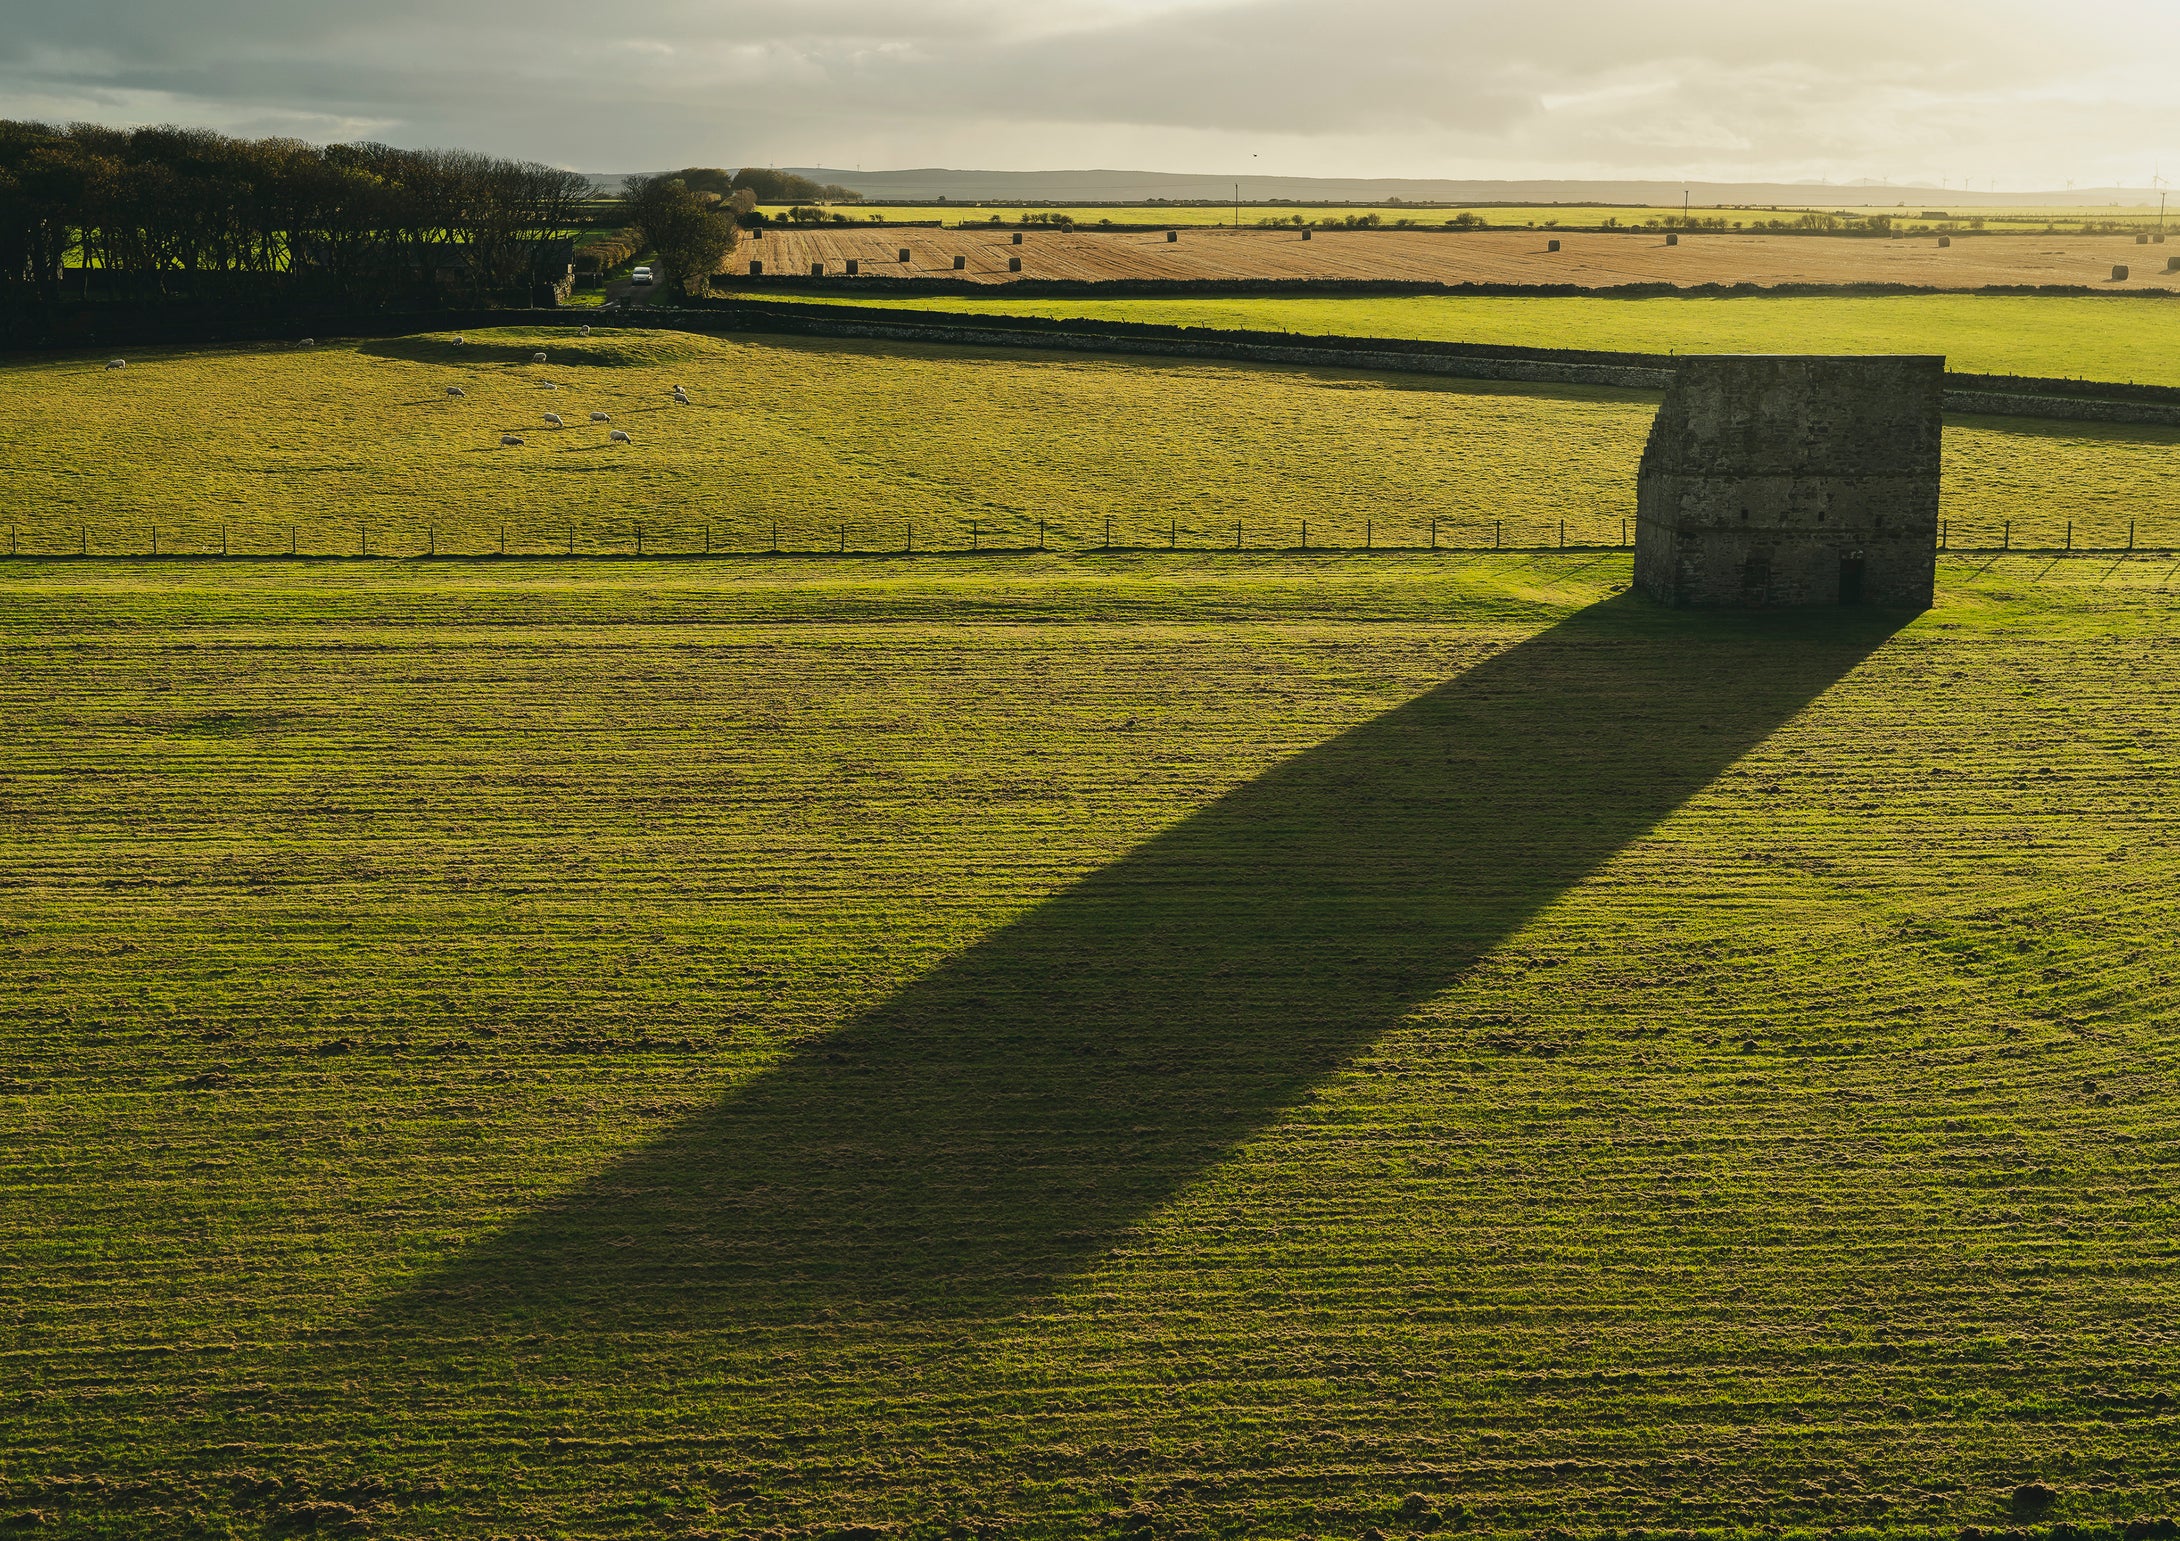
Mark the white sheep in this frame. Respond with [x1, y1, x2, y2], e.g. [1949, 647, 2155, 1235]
[502, 435, 525, 447]
[590, 411, 610, 423]
[541, 381, 561, 390]
[452, 335, 465, 345]
[543, 413, 564, 427]
[671, 387, 690, 403]
[106, 358, 126, 371]
[533, 352, 547, 364]
[609, 429, 633, 444]
[579, 325, 593, 336]
[298, 338, 315, 349]
[447, 386, 466, 397]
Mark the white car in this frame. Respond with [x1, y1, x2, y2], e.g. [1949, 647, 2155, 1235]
[630, 265, 654, 285]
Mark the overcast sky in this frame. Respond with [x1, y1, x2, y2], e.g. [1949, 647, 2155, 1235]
[6, 0, 2178, 188]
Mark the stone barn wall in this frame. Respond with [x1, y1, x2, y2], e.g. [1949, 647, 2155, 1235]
[1634, 355, 1944, 610]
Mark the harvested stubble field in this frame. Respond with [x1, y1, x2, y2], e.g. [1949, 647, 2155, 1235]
[735, 227, 2180, 291]
[1, 326, 2175, 558]
[4, 552, 2180, 1539]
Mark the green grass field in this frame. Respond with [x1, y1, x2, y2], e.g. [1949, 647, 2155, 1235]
[5, 552, 2180, 1538]
[2, 325, 2175, 559]
[773, 293, 2180, 390]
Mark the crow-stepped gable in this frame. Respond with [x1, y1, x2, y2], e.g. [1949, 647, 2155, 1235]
[1633, 355, 1944, 610]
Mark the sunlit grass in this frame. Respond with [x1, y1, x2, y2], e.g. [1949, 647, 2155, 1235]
[767, 291, 2180, 387]
[4, 553, 2179, 1536]
[1, 324, 2173, 558]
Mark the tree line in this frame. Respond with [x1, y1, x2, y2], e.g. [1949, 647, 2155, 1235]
[0, 122, 597, 306]
[653, 167, 860, 205]
[0, 123, 879, 309]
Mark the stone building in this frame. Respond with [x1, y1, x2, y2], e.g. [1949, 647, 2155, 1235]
[1633, 355, 1944, 609]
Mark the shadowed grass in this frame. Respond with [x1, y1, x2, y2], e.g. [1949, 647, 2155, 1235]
[375, 597, 1899, 1334]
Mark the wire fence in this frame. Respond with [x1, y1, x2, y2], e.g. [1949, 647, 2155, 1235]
[2, 514, 2175, 559]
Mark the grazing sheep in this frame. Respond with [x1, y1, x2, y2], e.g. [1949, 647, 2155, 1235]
[671, 387, 690, 403]
[453, 336, 465, 345]
[543, 413, 564, 427]
[532, 352, 547, 364]
[298, 338, 315, 349]
[501, 435, 525, 447]
[106, 359, 126, 371]
[541, 381, 561, 390]
[447, 386, 466, 397]
[609, 429, 633, 444]
[590, 411, 610, 423]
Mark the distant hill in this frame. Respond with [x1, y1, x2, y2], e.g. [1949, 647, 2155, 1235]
[767, 167, 2158, 209]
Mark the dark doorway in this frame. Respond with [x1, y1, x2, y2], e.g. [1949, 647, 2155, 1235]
[1839, 555, 1867, 606]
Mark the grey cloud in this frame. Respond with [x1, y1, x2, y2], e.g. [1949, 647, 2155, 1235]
[1, 0, 2174, 184]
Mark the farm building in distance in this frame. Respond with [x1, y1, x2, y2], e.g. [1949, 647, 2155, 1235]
[1633, 355, 1944, 610]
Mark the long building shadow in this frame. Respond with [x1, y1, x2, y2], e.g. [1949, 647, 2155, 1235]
[375, 596, 1903, 1337]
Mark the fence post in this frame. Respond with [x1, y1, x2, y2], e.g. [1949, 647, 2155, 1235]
[972, 520, 979, 551]
[1430, 518, 1437, 550]
[290, 525, 297, 556]
[635, 522, 643, 556]
[428, 525, 435, 557]
[500, 524, 507, 556]
[2003, 520, 2011, 551]
[1235, 519, 1242, 550]
[1103, 516, 1111, 550]
[2065, 521, 2072, 551]
[1622, 518, 1629, 547]
[1494, 519, 1502, 549]
[840, 523, 846, 553]
[1301, 520, 1308, 550]
[151, 527, 158, 557]
[568, 525, 575, 556]
[907, 522, 914, 554]
[1170, 519, 1177, 550]
[1559, 519, 1566, 550]
[1039, 519, 1046, 551]
[771, 521, 778, 553]
[1365, 519, 1372, 550]
[81, 525, 87, 556]
[362, 525, 369, 557]
[1940, 519, 1948, 550]
[2129, 519, 2137, 551]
